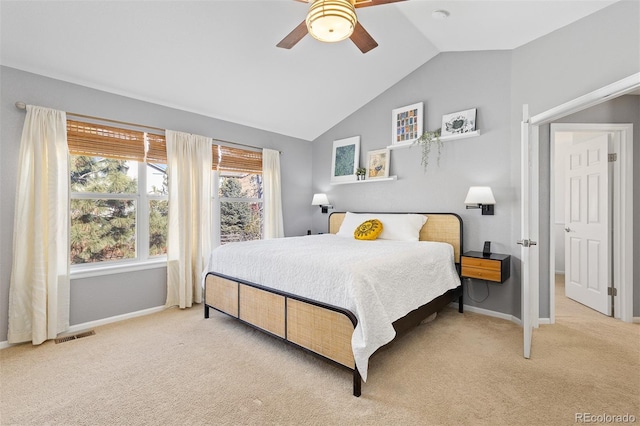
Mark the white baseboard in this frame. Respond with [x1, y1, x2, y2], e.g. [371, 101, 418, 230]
[66, 305, 166, 334]
[0, 305, 166, 350]
[633, 317, 640, 324]
[449, 303, 522, 326]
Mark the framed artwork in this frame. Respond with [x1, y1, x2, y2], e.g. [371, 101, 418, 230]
[367, 149, 390, 179]
[441, 108, 477, 137]
[331, 136, 360, 183]
[391, 102, 423, 145]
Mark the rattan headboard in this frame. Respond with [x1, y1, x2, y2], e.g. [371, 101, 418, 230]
[328, 212, 463, 263]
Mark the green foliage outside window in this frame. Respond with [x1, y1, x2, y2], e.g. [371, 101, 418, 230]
[70, 156, 168, 264]
[219, 175, 263, 244]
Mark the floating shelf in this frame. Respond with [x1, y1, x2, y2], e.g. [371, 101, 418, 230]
[386, 130, 481, 149]
[330, 176, 397, 185]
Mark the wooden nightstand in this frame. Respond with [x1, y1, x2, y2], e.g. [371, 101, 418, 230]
[461, 251, 511, 283]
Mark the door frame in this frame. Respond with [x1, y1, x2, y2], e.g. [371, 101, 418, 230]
[550, 123, 631, 321]
[527, 72, 638, 323]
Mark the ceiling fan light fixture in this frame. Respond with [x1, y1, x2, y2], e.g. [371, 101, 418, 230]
[306, 0, 357, 43]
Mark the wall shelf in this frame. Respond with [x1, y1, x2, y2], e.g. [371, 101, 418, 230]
[386, 130, 481, 149]
[330, 176, 397, 185]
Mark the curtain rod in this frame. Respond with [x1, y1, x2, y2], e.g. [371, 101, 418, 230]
[14, 101, 277, 153]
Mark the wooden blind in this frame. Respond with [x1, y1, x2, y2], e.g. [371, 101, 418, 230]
[146, 133, 167, 164]
[217, 146, 262, 174]
[67, 120, 146, 161]
[67, 119, 260, 173]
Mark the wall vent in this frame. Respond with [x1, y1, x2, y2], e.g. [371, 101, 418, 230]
[54, 330, 95, 344]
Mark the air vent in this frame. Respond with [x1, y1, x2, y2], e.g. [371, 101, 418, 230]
[54, 330, 95, 344]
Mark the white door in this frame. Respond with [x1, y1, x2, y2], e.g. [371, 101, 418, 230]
[520, 106, 539, 359]
[564, 134, 610, 315]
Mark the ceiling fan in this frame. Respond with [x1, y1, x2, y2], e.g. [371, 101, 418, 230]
[277, 0, 406, 54]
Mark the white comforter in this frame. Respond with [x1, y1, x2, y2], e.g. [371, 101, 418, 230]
[207, 234, 461, 381]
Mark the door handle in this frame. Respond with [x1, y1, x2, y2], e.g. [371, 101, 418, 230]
[517, 239, 538, 247]
[565, 227, 571, 233]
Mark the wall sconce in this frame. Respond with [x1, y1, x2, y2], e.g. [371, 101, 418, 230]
[312, 193, 333, 214]
[464, 186, 495, 215]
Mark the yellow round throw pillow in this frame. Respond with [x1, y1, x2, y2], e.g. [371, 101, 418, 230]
[354, 219, 383, 240]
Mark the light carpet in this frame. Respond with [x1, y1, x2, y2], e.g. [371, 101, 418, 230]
[1, 282, 638, 425]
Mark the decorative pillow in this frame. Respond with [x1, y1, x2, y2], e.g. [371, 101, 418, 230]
[337, 212, 427, 241]
[354, 219, 383, 240]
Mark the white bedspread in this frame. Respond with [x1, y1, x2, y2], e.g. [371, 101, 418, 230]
[207, 234, 461, 381]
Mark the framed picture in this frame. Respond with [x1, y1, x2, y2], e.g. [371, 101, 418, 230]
[367, 149, 390, 179]
[441, 108, 477, 137]
[391, 102, 423, 145]
[331, 136, 360, 183]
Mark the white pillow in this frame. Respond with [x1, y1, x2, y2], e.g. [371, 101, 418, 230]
[336, 212, 427, 241]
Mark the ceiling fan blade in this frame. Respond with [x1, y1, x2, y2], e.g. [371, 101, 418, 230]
[350, 22, 378, 53]
[277, 21, 309, 49]
[354, 0, 406, 9]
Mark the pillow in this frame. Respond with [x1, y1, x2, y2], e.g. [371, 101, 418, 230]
[354, 219, 383, 240]
[336, 212, 427, 241]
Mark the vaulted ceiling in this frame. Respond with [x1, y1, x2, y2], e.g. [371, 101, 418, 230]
[0, 1, 618, 140]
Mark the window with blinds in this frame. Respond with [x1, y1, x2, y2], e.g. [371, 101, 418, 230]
[67, 119, 264, 267]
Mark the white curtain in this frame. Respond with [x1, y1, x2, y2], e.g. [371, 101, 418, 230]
[262, 148, 284, 239]
[165, 130, 212, 308]
[8, 106, 70, 344]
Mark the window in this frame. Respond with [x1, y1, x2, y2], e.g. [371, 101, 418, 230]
[68, 121, 168, 266]
[67, 119, 264, 268]
[214, 146, 263, 245]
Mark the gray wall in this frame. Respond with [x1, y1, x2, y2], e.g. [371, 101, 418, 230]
[546, 95, 640, 317]
[511, 0, 640, 319]
[0, 66, 313, 342]
[311, 50, 517, 316]
[311, 0, 639, 319]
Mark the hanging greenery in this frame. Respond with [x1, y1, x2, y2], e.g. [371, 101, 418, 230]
[413, 128, 442, 172]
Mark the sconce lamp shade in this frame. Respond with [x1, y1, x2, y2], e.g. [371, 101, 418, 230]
[464, 186, 495, 215]
[311, 193, 330, 206]
[464, 186, 495, 205]
[312, 193, 332, 213]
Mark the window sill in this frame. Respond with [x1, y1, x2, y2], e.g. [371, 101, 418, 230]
[70, 258, 167, 280]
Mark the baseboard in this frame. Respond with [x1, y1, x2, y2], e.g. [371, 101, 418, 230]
[66, 305, 166, 334]
[633, 317, 640, 324]
[449, 303, 522, 326]
[0, 305, 166, 350]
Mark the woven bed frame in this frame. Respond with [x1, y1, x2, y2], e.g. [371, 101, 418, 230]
[204, 212, 463, 396]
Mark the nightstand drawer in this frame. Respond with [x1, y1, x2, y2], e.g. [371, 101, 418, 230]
[461, 256, 501, 270]
[461, 265, 502, 282]
[461, 251, 511, 283]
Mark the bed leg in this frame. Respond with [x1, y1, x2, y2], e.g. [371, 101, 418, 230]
[458, 292, 464, 313]
[353, 369, 361, 397]
[204, 304, 210, 319]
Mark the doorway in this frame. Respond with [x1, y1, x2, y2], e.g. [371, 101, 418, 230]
[550, 124, 629, 320]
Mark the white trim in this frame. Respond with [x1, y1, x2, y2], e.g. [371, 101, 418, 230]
[71, 257, 166, 279]
[530, 73, 640, 126]
[633, 317, 640, 324]
[0, 305, 166, 350]
[449, 303, 522, 326]
[66, 305, 166, 334]
[538, 318, 551, 325]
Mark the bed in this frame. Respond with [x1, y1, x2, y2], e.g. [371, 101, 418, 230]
[204, 212, 463, 396]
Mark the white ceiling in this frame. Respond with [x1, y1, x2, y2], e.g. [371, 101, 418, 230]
[0, 0, 618, 141]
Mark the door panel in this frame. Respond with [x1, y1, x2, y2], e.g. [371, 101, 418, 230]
[564, 134, 609, 315]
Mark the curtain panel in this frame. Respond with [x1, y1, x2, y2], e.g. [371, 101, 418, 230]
[262, 148, 284, 239]
[8, 106, 70, 344]
[165, 130, 212, 308]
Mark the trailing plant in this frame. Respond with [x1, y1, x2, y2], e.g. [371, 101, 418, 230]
[413, 128, 442, 172]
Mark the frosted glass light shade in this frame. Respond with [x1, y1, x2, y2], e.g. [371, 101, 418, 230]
[306, 0, 357, 43]
[312, 193, 330, 206]
[464, 186, 495, 205]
